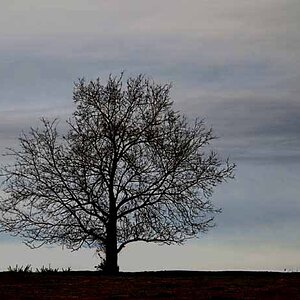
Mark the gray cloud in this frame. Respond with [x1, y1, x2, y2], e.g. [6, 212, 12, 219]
[0, 0, 299, 270]
[199, 93, 300, 163]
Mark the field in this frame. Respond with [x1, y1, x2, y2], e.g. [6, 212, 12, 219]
[0, 271, 299, 299]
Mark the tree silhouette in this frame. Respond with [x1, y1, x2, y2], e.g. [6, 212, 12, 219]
[0, 74, 235, 274]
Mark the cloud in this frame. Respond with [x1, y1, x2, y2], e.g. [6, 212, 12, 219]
[0, 0, 299, 271]
[201, 92, 300, 163]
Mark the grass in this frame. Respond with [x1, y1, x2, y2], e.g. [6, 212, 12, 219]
[7, 264, 71, 273]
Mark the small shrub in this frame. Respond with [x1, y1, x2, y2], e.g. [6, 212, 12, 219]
[36, 264, 59, 273]
[7, 264, 32, 273]
[61, 267, 72, 272]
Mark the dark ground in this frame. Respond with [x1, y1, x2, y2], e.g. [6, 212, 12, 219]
[0, 271, 299, 299]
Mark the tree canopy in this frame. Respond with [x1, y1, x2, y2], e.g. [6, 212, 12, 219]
[0, 74, 235, 273]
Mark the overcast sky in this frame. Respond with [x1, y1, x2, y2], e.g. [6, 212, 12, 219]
[0, 0, 299, 271]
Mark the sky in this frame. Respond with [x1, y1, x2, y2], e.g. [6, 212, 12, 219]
[0, 0, 299, 271]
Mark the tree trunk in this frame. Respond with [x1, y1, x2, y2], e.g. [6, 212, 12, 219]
[104, 217, 119, 274]
[105, 160, 119, 275]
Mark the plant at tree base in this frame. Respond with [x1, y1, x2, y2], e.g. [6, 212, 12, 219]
[0, 74, 235, 274]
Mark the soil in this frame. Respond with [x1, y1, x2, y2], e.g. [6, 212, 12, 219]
[0, 271, 299, 299]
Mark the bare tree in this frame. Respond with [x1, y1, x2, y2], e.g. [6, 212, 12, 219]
[0, 74, 235, 274]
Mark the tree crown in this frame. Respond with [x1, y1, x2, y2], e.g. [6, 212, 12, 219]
[0, 74, 235, 259]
